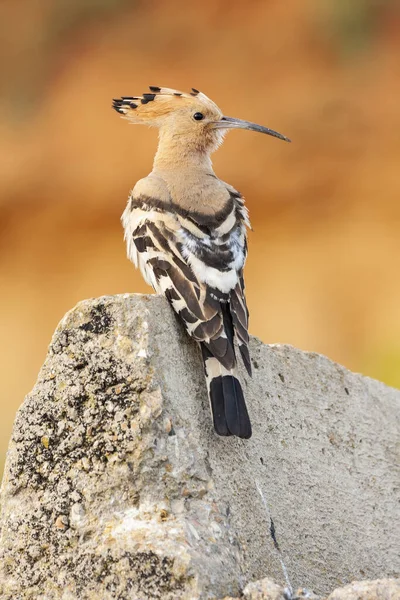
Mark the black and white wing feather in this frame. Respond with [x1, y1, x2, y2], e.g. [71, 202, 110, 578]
[122, 192, 252, 438]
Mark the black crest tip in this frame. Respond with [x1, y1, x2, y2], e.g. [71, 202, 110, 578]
[112, 97, 137, 112]
[190, 87, 200, 96]
[149, 86, 161, 92]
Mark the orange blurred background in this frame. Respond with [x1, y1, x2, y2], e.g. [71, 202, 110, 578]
[1, 0, 400, 472]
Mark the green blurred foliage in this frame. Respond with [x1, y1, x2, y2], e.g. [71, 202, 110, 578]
[323, 0, 399, 56]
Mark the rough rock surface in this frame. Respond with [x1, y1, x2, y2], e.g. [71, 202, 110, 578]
[241, 576, 290, 599]
[326, 578, 400, 600]
[0, 294, 399, 599]
[226, 577, 400, 599]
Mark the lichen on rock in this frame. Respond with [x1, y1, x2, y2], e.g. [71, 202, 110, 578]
[0, 296, 240, 599]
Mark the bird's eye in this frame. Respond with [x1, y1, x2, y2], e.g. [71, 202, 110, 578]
[193, 112, 204, 121]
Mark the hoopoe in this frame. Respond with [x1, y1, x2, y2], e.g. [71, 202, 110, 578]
[113, 86, 290, 439]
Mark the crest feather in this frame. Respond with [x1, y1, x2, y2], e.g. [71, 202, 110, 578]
[112, 86, 219, 122]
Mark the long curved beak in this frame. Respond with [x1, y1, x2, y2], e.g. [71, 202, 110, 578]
[212, 116, 291, 142]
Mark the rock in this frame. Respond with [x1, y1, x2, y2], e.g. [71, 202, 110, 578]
[0, 294, 399, 599]
[326, 578, 400, 600]
[229, 577, 400, 600]
[242, 577, 288, 599]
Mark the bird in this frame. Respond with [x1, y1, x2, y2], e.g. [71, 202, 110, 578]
[112, 86, 290, 439]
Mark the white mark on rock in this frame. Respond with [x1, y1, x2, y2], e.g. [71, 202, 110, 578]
[187, 521, 200, 541]
[174, 435, 180, 460]
[255, 479, 293, 597]
[112, 507, 151, 536]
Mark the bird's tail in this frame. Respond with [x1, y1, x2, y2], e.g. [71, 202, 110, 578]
[201, 344, 252, 439]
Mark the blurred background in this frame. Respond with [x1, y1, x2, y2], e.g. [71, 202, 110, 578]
[1, 0, 400, 474]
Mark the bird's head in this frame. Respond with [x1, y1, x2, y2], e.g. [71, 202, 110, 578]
[112, 86, 290, 155]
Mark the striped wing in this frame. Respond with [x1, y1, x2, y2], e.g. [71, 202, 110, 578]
[131, 216, 240, 371]
[230, 276, 251, 376]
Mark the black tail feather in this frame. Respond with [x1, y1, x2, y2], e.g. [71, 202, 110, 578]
[202, 344, 252, 439]
[222, 374, 252, 439]
[209, 375, 231, 436]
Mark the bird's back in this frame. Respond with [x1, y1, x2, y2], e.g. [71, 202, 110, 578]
[122, 169, 252, 438]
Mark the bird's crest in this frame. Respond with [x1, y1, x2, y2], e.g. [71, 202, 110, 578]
[112, 86, 222, 125]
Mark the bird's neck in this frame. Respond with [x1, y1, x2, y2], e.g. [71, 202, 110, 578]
[153, 129, 213, 173]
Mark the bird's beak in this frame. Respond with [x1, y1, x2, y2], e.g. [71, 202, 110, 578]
[212, 116, 291, 142]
